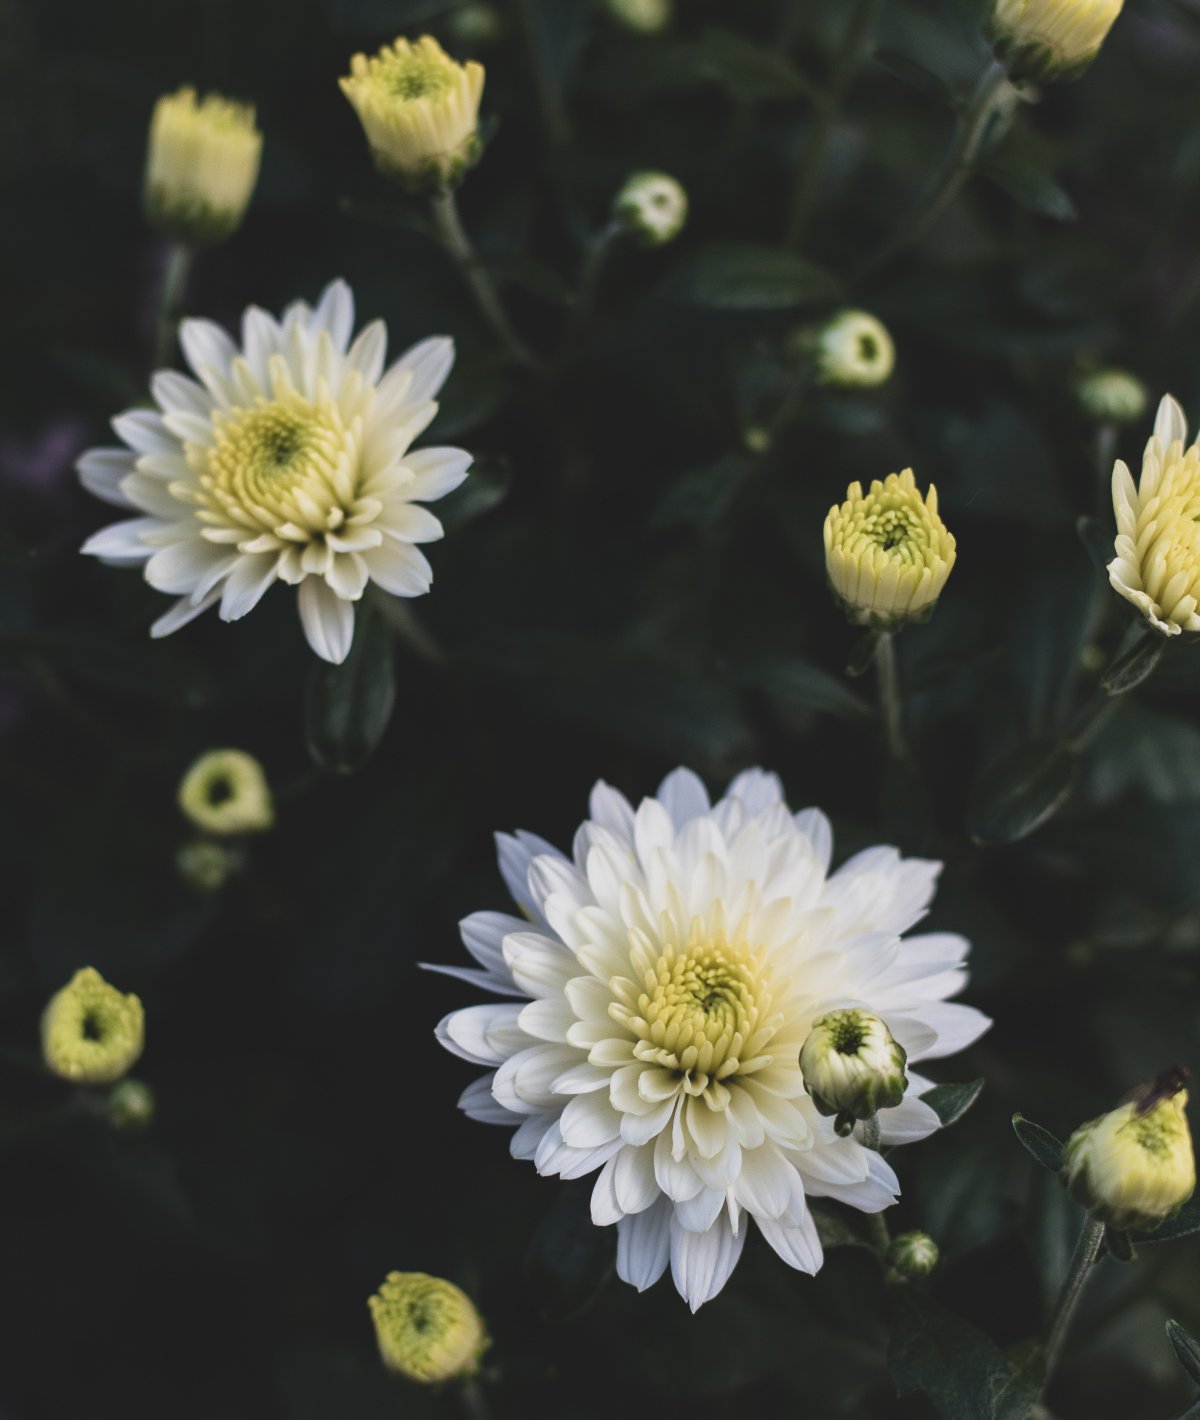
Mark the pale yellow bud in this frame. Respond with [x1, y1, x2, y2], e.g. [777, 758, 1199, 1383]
[177, 749, 273, 836]
[824, 469, 956, 630]
[989, 0, 1124, 83]
[813, 310, 895, 389]
[42, 968, 144, 1086]
[144, 88, 262, 245]
[1076, 368, 1147, 425]
[613, 172, 687, 247]
[800, 1009, 908, 1125]
[1062, 1072, 1195, 1232]
[340, 36, 484, 192]
[606, 0, 673, 34]
[369, 1272, 488, 1383]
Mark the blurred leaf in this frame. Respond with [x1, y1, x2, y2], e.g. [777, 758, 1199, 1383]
[874, 48, 955, 103]
[1132, 1199, 1200, 1246]
[523, 1179, 613, 1321]
[305, 603, 396, 774]
[484, 252, 573, 306]
[810, 1202, 873, 1251]
[438, 455, 511, 533]
[969, 739, 1078, 845]
[650, 454, 752, 531]
[688, 28, 816, 101]
[740, 652, 872, 725]
[983, 126, 1078, 222]
[1101, 632, 1165, 696]
[922, 1079, 985, 1128]
[660, 244, 840, 311]
[1088, 705, 1200, 804]
[1077, 513, 1113, 573]
[1166, 1319, 1200, 1386]
[1105, 1227, 1137, 1263]
[35, 628, 215, 709]
[1012, 1113, 1065, 1173]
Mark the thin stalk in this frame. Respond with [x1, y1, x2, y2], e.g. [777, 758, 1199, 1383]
[561, 221, 623, 359]
[862, 1114, 881, 1152]
[856, 59, 1016, 281]
[1042, 1216, 1105, 1390]
[371, 589, 447, 666]
[1094, 422, 1118, 516]
[868, 1211, 891, 1255]
[785, 0, 884, 247]
[513, 0, 569, 148]
[429, 189, 543, 373]
[875, 631, 907, 759]
[152, 241, 193, 370]
[458, 1378, 492, 1420]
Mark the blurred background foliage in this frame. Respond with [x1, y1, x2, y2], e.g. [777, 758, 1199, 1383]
[4, 0, 1200, 1415]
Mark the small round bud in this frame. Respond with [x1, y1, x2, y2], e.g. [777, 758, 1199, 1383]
[176, 839, 239, 893]
[1061, 1070, 1196, 1232]
[809, 309, 895, 389]
[606, 0, 673, 34]
[106, 1079, 156, 1132]
[743, 426, 771, 455]
[988, 0, 1124, 83]
[42, 968, 144, 1086]
[1076, 368, 1148, 425]
[144, 88, 262, 246]
[888, 1231, 939, 1279]
[178, 749, 273, 836]
[340, 36, 485, 193]
[613, 171, 687, 248]
[445, 4, 503, 48]
[369, 1272, 488, 1383]
[800, 1009, 908, 1122]
[824, 469, 957, 630]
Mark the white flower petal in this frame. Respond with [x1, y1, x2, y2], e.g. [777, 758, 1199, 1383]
[616, 1197, 672, 1291]
[77, 449, 138, 507]
[669, 1213, 746, 1312]
[394, 335, 455, 404]
[404, 446, 472, 503]
[297, 576, 354, 664]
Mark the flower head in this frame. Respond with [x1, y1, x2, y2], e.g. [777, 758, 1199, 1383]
[812, 309, 895, 389]
[1061, 1070, 1195, 1232]
[369, 1272, 488, 1382]
[614, 172, 688, 247]
[989, 0, 1124, 82]
[1108, 394, 1200, 636]
[1077, 368, 1147, 425]
[42, 968, 144, 1085]
[144, 88, 262, 245]
[340, 36, 484, 191]
[824, 469, 956, 630]
[178, 749, 273, 835]
[800, 1009, 908, 1128]
[428, 767, 989, 1310]
[78, 279, 471, 664]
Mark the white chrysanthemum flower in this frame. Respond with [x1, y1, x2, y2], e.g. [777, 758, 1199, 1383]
[428, 768, 990, 1311]
[78, 280, 471, 664]
[1108, 394, 1200, 637]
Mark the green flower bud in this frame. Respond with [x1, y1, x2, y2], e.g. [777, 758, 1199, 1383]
[176, 839, 240, 893]
[613, 171, 687, 247]
[42, 968, 144, 1086]
[810, 309, 895, 389]
[887, 1231, 939, 1279]
[1061, 1070, 1196, 1232]
[106, 1078, 156, 1131]
[800, 1009, 908, 1123]
[178, 749, 273, 836]
[1076, 368, 1148, 425]
[446, 5, 503, 49]
[606, 0, 673, 34]
[369, 1272, 488, 1383]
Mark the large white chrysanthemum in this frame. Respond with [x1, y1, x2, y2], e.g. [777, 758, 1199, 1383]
[78, 279, 470, 664]
[429, 768, 990, 1311]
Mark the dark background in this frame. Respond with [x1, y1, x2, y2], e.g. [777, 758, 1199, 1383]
[3, 0, 1200, 1414]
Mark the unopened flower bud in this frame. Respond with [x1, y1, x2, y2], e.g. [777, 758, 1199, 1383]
[614, 171, 687, 247]
[340, 36, 484, 193]
[106, 1078, 156, 1132]
[42, 968, 144, 1086]
[988, 0, 1124, 83]
[800, 1009, 908, 1123]
[1061, 1069, 1195, 1232]
[1076, 368, 1147, 425]
[824, 469, 957, 630]
[446, 4, 503, 48]
[178, 749, 273, 836]
[176, 839, 239, 893]
[369, 1272, 488, 1383]
[144, 88, 262, 246]
[606, 0, 673, 33]
[888, 1231, 939, 1279]
[810, 309, 895, 389]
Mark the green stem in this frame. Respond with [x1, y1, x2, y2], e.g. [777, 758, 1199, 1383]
[868, 1210, 891, 1255]
[785, 0, 884, 247]
[862, 1113, 881, 1152]
[458, 1377, 492, 1420]
[429, 189, 543, 373]
[370, 587, 447, 666]
[1042, 1215, 1105, 1391]
[152, 241, 193, 370]
[561, 221, 623, 359]
[856, 58, 1017, 281]
[513, 0, 570, 148]
[875, 631, 907, 759]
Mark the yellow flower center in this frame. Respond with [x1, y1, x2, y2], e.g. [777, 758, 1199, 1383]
[846, 491, 933, 565]
[388, 55, 456, 101]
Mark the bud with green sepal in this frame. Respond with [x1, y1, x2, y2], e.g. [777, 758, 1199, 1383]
[801, 309, 895, 390]
[800, 1009, 908, 1134]
[887, 1231, 939, 1280]
[988, 0, 1125, 84]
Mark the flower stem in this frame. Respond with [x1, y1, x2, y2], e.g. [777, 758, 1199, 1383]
[785, 0, 884, 247]
[856, 58, 1017, 281]
[429, 189, 544, 374]
[862, 1113, 881, 1152]
[1042, 1215, 1106, 1391]
[513, 0, 570, 148]
[561, 221, 623, 359]
[152, 241, 193, 370]
[875, 631, 907, 759]
[458, 1378, 492, 1420]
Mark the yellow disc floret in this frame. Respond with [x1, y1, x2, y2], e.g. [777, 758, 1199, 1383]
[144, 87, 262, 244]
[369, 1272, 488, 1383]
[42, 968, 144, 1086]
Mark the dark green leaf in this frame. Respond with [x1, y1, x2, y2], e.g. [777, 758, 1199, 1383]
[809, 1201, 873, 1251]
[846, 630, 880, 678]
[1077, 513, 1113, 574]
[660, 244, 840, 311]
[969, 739, 1078, 845]
[687, 28, 815, 101]
[1012, 1113, 1065, 1173]
[1166, 1319, 1200, 1386]
[1101, 632, 1165, 696]
[923, 1080, 985, 1129]
[1132, 1198, 1200, 1245]
[984, 127, 1078, 222]
[304, 603, 396, 774]
[649, 454, 753, 531]
[741, 653, 872, 725]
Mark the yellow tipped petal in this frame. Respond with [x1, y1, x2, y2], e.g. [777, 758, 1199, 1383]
[145, 87, 262, 244]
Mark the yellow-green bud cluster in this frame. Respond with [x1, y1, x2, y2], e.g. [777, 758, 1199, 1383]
[369, 1272, 488, 1383]
[340, 36, 484, 193]
[144, 88, 262, 246]
[178, 749, 273, 836]
[614, 171, 687, 247]
[812, 309, 895, 389]
[606, 0, 673, 34]
[1077, 368, 1147, 425]
[1061, 1072, 1195, 1232]
[887, 1231, 940, 1279]
[824, 469, 957, 630]
[41, 968, 144, 1086]
[800, 1009, 908, 1129]
[988, 0, 1125, 83]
